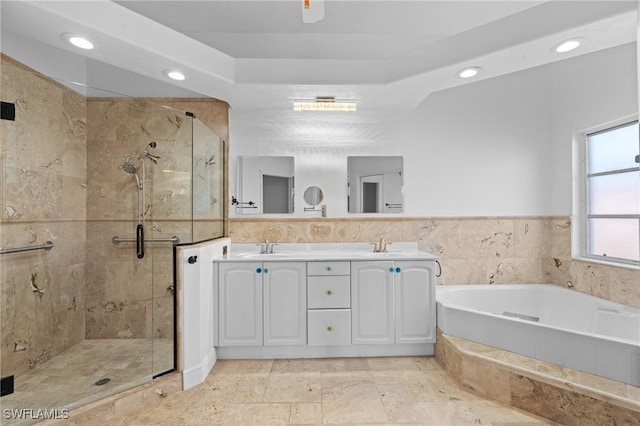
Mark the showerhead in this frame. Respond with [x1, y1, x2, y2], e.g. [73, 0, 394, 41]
[140, 141, 160, 164]
[123, 162, 142, 189]
[123, 162, 137, 174]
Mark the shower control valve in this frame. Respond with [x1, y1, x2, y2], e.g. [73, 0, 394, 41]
[188, 255, 198, 264]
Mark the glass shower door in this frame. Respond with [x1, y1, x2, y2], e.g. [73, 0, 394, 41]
[192, 117, 225, 242]
[149, 108, 225, 377]
[149, 104, 193, 377]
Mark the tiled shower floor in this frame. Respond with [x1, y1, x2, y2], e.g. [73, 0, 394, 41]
[1, 339, 173, 425]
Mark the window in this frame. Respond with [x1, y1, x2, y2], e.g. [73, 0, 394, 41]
[575, 120, 640, 267]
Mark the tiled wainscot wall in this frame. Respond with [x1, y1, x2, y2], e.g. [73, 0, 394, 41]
[229, 216, 640, 309]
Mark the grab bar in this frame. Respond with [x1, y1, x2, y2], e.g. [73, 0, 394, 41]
[0, 241, 54, 255]
[385, 203, 403, 209]
[112, 236, 180, 244]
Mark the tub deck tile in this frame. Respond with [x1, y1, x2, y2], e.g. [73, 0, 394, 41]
[437, 331, 640, 424]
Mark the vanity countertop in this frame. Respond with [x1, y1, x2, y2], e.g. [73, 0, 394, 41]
[216, 242, 437, 262]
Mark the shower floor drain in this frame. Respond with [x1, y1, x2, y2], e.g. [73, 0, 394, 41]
[94, 378, 111, 386]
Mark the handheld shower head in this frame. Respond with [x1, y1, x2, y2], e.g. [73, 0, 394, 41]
[123, 162, 142, 189]
[123, 162, 137, 175]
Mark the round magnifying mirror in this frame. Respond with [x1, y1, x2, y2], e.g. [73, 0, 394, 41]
[303, 186, 323, 206]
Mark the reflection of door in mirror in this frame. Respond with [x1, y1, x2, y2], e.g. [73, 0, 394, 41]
[263, 174, 294, 213]
[361, 175, 383, 213]
[236, 156, 295, 214]
[348, 156, 403, 213]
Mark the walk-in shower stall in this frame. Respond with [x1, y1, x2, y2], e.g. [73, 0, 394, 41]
[0, 56, 225, 419]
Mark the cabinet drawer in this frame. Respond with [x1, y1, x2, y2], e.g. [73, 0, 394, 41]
[308, 309, 351, 346]
[307, 261, 350, 276]
[308, 276, 350, 309]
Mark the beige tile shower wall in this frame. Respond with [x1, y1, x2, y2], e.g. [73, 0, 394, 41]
[229, 216, 640, 308]
[0, 55, 87, 378]
[85, 99, 190, 339]
[85, 98, 228, 339]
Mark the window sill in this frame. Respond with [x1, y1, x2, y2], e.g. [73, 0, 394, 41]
[571, 256, 640, 271]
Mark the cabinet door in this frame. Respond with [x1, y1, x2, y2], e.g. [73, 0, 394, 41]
[219, 262, 263, 346]
[263, 262, 307, 345]
[351, 261, 394, 344]
[394, 261, 435, 344]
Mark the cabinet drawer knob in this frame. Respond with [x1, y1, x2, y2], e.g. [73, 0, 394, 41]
[326, 290, 333, 296]
[256, 268, 262, 274]
[326, 266, 332, 271]
[327, 326, 333, 332]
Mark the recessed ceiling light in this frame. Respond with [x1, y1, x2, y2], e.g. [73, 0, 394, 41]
[164, 70, 186, 81]
[62, 33, 94, 50]
[458, 67, 482, 79]
[553, 38, 584, 53]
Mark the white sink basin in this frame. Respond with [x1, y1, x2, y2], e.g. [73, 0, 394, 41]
[357, 252, 391, 257]
[234, 252, 290, 258]
[225, 242, 434, 262]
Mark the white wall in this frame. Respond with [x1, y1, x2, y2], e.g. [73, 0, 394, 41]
[229, 43, 637, 218]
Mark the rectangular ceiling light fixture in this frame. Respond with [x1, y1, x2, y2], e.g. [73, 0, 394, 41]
[293, 97, 357, 112]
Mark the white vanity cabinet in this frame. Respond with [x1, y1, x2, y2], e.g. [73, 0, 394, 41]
[215, 244, 436, 359]
[218, 261, 306, 346]
[307, 261, 351, 346]
[351, 260, 435, 345]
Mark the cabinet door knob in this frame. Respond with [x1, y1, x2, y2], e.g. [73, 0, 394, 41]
[326, 290, 333, 296]
[263, 268, 269, 273]
[389, 267, 394, 273]
[188, 255, 197, 264]
[256, 267, 262, 274]
[395, 267, 402, 273]
[327, 326, 333, 332]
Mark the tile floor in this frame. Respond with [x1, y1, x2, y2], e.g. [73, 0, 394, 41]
[119, 357, 554, 425]
[1, 338, 173, 425]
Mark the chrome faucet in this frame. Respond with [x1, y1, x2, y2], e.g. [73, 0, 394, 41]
[257, 239, 277, 254]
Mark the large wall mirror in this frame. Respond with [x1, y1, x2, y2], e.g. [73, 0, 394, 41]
[347, 156, 404, 213]
[235, 156, 295, 214]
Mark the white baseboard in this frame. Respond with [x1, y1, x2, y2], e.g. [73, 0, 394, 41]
[182, 347, 218, 390]
[216, 344, 434, 359]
